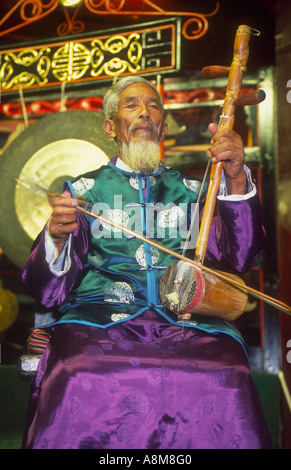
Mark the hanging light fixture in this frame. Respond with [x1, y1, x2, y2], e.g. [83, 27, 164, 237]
[59, 0, 82, 7]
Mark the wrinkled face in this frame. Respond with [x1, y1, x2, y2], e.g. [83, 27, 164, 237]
[103, 83, 168, 148]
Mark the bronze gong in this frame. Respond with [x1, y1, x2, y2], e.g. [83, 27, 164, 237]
[0, 110, 118, 269]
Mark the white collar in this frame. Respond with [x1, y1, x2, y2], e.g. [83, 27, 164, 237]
[115, 157, 161, 175]
[115, 157, 134, 173]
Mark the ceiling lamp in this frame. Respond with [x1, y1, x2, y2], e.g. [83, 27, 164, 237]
[59, 0, 82, 7]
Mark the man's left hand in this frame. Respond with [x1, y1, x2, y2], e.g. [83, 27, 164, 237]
[206, 123, 247, 195]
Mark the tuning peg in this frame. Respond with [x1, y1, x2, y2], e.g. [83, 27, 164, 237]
[201, 66, 230, 79]
[233, 89, 266, 106]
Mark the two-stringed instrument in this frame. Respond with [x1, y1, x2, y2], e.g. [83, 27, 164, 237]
[159, 25, 268, 321]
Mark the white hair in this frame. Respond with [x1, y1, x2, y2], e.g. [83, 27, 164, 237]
[103, 76, 164, 120]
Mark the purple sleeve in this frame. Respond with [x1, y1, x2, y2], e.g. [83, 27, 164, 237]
[204, 192, 266, 272]
[22, 212, 89, 308]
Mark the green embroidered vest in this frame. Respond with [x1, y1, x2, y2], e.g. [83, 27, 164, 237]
[57, 163, 246, 354]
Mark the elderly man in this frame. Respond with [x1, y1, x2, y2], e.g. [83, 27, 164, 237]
[22, 76, 271, 449]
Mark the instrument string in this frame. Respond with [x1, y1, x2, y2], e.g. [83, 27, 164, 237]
[182, 159, 211, 257]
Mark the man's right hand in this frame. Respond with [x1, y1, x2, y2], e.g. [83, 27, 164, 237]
[48, 190, 78, 254]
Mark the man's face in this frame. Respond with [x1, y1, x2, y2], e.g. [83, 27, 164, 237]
[103, 83, 168, 146]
